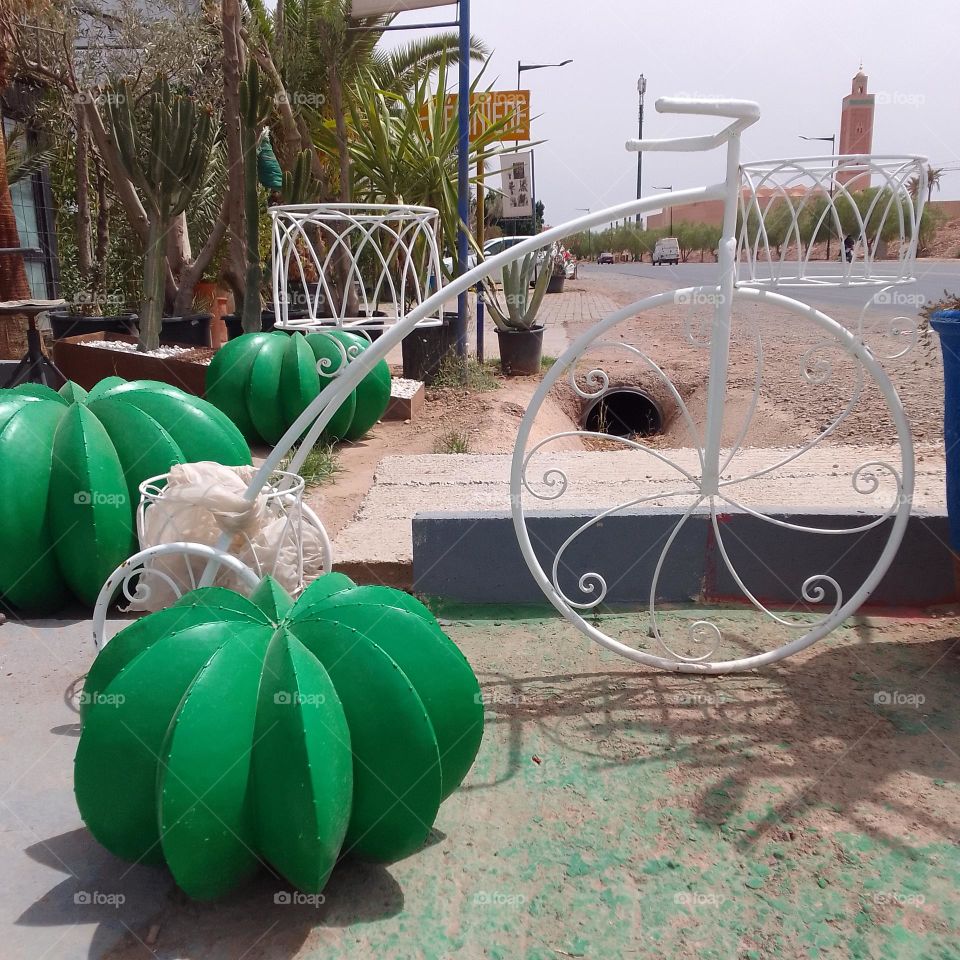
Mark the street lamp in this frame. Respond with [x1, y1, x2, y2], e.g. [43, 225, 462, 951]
[517, 58, 573, 91]
[635, 75, 646, 224]
[800, 134, 837, 261]
[653, 184, 673, 234]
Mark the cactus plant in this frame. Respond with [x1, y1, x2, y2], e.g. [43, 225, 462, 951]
[75, 573, 484, 900]
[483, 251, 551, 331]
[283, 149, 317, 204]
[107, 78, 215, 352]
[239, 60, 272, 334]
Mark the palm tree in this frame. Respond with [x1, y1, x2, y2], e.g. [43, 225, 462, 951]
[908, 167, 944, 205]
[245, 0, 488, 200]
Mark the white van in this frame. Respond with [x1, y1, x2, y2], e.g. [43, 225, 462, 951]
[652, 237, 680, 266]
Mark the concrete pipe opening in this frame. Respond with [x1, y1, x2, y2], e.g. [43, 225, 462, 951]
[582, 387, 664, 438]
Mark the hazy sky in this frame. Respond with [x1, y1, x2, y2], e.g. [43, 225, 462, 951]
[383, 0, 960, 227]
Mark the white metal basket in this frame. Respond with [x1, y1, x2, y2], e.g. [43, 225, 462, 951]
[737, 155, 927, 288]
[269, 202, 445, 332]
[135, 469, 329, 596]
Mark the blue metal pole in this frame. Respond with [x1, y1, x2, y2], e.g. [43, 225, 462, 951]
[456, 0, 470, 358]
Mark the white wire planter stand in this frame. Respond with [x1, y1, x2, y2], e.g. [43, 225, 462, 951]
[92, 97, 926, 673]
[269, 202, 446, 333]
[738, 154, 926, 288]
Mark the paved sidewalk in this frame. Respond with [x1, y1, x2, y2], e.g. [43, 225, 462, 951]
[2, 609, 958, 957]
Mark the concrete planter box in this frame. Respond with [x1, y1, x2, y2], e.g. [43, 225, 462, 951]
[383, 381, 425, 422]
[52, 333, 212, 396]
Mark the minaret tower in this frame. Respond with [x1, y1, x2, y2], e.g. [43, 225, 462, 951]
[837, 66, 875, 188]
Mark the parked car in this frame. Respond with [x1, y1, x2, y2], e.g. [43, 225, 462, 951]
[652, 238, 680, 266]
[442, 235, 530, 284]
[597, 251, 614, 264]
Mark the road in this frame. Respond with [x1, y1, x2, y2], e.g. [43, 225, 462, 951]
[580, 260, 960, 311]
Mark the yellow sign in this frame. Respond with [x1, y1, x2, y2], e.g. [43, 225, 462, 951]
[422, 91, 531, 141]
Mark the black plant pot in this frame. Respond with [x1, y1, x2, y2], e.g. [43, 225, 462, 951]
[496, 326, 544, 376]
[159, 313, 212, 347]
[546, 275, 566, 294]
[48, 310, 138, 341]
[402, 312, 458, 385]
[224, 311, 281, 341]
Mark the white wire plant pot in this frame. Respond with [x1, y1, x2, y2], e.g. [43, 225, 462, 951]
[270, 203, 446, 333]
[132, 469, 328, 603]
[737, 155, 927, 289]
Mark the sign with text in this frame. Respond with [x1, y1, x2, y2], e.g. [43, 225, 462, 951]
[351, 0, 453, 17]
[501, 152, 533, 218]
[422, 91, 531, 142]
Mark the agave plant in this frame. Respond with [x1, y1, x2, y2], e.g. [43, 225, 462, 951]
[483, 251, 551, 331]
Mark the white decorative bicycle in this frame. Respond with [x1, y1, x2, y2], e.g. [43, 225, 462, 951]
[94, 97, 927, 674]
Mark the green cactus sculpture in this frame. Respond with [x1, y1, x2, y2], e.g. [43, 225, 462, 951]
[107, 78, 215, 352]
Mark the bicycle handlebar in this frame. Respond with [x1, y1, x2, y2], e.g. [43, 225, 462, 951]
[655, 97, 760, 120]
[625, 97, 760, 154]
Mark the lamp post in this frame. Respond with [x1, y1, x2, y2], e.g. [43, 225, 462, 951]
[653, 184, 673, 234]
[800, 134, 837, 262]
[517, 58, 573, 91]
[635, 75, 646, 224]
[514, 58, 572, 240]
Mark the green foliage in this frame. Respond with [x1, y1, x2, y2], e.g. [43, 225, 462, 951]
[434, 430, 472, 454]
[483, 251, 551, 331]
[431, 355, 500, 392]
[316, 55, 528, 274]
[279, 441, 339, 486]
[106, 77, 215, 350]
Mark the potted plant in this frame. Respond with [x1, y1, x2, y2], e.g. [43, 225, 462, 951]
[546, 243, 568, 294]
[484, 249, 551, 376]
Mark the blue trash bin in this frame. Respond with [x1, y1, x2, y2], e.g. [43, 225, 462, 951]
[930, 309, 960, 549]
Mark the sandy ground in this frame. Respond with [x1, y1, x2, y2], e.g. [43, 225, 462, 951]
[560, 272, 945, 452]
[307, 270, 945, 537]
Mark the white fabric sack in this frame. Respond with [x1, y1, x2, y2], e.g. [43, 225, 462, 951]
[129, 461, 323, 610]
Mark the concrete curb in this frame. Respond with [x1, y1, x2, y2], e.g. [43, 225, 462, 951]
[412, 508, 958, 608]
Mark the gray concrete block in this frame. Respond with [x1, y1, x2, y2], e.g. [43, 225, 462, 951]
[413, 508, 958, 608]
[413, 509, 709, 604]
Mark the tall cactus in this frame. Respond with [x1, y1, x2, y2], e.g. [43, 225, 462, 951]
[107, 78, 215, 351]
[283, 149, 317, 204]
[239, 60, 270, 334]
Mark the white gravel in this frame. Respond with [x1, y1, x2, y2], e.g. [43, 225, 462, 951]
[390, 377, 423, 399]
[82, 340, 198, 359]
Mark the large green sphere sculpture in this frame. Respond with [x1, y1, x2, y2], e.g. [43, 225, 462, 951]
[75, 573, 484, 900]
[205, 330, 391, 445]
[0, 379, 250, 611]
